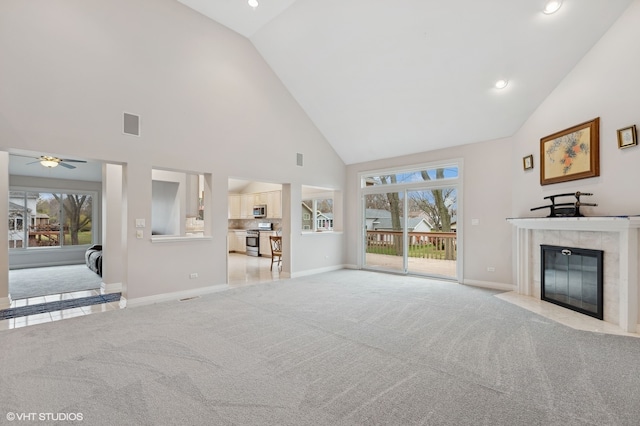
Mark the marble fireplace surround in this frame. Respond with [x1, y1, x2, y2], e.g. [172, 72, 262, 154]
[508, 217, 640, 333]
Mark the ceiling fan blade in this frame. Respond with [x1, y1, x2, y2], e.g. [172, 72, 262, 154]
[60, 159, 87, 163]
[25, 160, 41, 165]
[58, 162, 76, 169]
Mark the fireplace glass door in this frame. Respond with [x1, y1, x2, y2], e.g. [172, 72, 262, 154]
[541, 245, 603, 320]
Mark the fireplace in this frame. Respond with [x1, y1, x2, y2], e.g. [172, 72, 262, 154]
[508, 216, 640, 333]
[541, 245, 603, 320]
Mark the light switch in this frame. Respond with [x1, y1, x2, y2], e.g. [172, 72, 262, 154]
[136, 230, 143, 239]
[135, 219, 145, 228]
[471, 219, 479, 226]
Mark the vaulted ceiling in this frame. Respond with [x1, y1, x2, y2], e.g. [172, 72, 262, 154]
[184, 1, 631, 164]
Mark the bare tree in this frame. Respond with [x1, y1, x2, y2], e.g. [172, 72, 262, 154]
[53, 194, 92, 245]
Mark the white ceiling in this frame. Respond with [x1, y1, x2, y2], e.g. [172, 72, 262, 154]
[179, 0, 633, 165]
[9, 152, 103, 182]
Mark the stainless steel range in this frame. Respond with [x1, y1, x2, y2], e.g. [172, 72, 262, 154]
[245, 222, 273, 257]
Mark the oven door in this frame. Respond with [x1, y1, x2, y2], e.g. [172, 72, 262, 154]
[246, 234, 259, 256]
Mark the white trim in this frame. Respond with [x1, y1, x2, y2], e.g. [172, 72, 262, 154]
[357, 158, 463, 280]
[289, 264, 345, 278]
[125, 284, 230, 308]
[462, 279, 516, 292]
[151, 236, 212, 243]
[101, 281, 122, 294]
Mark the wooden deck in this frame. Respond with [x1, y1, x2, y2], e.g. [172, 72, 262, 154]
[365, 253, 457, 278]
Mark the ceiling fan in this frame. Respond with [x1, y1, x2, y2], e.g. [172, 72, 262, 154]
[16, 154, 88, 169]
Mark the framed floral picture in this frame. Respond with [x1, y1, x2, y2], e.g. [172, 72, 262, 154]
[617, 125, 637, 149]
[523, 155, 533, 170]
[540, 117, 600, 186]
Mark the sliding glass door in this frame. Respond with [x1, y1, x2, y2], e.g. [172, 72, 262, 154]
[361, 163, 460, 279]
[364, 192, 406, 273]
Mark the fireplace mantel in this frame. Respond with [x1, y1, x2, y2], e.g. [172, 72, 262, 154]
[507, 216, 640, 333]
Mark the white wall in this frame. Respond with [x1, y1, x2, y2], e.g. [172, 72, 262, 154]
[346, 137, 514, 288]
[511, 0, 640, 217]
[0, 0, 346, 301]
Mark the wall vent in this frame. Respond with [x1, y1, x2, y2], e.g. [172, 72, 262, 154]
[296, 152, 303, 167]
[123, 112, 140, 136]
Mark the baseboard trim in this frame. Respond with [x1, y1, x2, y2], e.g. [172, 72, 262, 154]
[101, 281, 122, 294]
[289, 264, 345, 279]
[125, 284, 230, 308]
[462, 279, 515, 292]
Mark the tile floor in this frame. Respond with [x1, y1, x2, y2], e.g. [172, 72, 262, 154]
[0, 289, 125, 331]
[228, 252, 281, 287]
[496, 291, 640, 338]
[1, 254, 277, 331]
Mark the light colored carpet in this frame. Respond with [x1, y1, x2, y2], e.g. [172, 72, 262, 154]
[9, 264, 102, 300]
[1, 270, 640, 425]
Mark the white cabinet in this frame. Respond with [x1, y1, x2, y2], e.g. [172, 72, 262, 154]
[228, 194, 241, 219]
[228, 230, 246, 252]
[266, 191, 282, 219]
[229, 190, 282, 219]
[235, 231, 246, 252]
[227, 231, 235, 252]
[240, 194, 253, 219]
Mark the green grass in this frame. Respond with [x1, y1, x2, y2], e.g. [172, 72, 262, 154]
[63, 231, 93, 245]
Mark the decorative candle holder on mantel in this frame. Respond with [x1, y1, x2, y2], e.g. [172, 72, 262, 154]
[530, 191, 597, 217]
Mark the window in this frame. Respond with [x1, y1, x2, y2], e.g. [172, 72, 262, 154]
[8, 190, 95, 249]
[362, 166, 459, 187]
[301, 185, 335, 232]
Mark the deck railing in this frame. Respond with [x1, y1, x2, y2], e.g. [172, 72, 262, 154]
[366, 230, 457, 260]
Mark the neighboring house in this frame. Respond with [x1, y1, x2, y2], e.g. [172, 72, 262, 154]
[365, 209, 432, 232]
[8, 192, 39, 248]
[302, 202, 334, 230]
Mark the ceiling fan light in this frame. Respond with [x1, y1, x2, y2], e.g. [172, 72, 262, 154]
[543, 0, 563, 14]
[495, 79, 509, 89]
[40, 159, 59, 168]
[248, 0, 258, 8]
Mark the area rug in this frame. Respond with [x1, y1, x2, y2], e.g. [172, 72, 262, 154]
[9, 264, 103, 300]
[0, 293, 121, 320]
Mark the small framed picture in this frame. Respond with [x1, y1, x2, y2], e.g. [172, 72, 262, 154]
[523, 154, 534, 170]
[617, 125, 637, 149]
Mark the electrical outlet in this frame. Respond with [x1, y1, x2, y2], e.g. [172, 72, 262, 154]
[190, 273, 198, 279]
[487, 266, 495, 272]
[136, 230, 143, 239]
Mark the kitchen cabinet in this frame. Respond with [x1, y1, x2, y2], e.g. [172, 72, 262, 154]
[228, 194, 241, 219]
[228, 190, 282, 219]
[266, 191, 282, 219]
[241, 194, 253, 219]
[235, 231, 247, 252]
[228, 230, 246, 252]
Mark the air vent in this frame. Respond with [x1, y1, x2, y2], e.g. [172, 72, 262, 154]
[123, 112, 140, 136]
[296, 152, 303, 167]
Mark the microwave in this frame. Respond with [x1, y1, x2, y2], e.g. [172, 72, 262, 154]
[252, 205, 267, 218]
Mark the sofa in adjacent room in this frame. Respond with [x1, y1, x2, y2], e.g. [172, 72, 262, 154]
[85, 244, 103, 276]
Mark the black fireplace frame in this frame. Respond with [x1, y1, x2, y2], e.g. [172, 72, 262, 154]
[540, 245, 604, 320]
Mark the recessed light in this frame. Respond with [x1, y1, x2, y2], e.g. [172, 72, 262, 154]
[543, 0, 563, 15]
[495, 79, 509, 89]
[248, 0, 258, 8]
